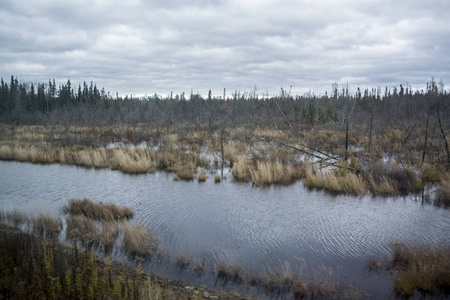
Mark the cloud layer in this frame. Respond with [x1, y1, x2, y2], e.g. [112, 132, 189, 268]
[1, 0, 449, 97]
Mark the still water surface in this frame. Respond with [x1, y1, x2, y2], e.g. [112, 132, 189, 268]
[1, 160, 449, 298]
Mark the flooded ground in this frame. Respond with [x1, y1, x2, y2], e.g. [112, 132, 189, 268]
[1, 160, 449, 299]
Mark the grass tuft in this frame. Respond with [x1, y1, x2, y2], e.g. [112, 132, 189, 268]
[64, 198, 133, 221]
[66, 215, 98, 244]
[122, 222, 157, 256]
[5, 209, 29, 227]
[436, 179, 450, 208]
[31, 213, 62, 236]
[385, 243, 450, 297]
[216, 261, 244, 282]
[99, 220, 120, 248]
[198, 173, 207, 182]
[176, 253, 190, 269]
[176, 169, 194, 180]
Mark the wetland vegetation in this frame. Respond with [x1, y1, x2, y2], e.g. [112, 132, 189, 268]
[1, 75, 450, 298]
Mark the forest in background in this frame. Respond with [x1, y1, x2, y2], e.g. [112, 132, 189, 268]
[0, 75, 448, 130]
[2, 75, 450, 199]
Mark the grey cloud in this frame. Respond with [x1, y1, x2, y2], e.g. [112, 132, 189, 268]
[1, 0, 449, 97]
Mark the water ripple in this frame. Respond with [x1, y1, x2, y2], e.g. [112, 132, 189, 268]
[1, 160, 449, 274]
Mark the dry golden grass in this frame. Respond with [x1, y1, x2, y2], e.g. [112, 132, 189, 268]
[176, 168, 194, 180]
[2, 124, 446, 197]
[214, 175, 221, 183]
[0, 140, 206, 177]
[421, 164, 443, 184]
[224, 142, 247, 164]
[198, 173, 207, 182]
[255, 160, 304, 186]
[233, 155, 304, 186]
[390, 243, 450, 297]
[110, 147, 157, 174]
[122, 222, 157, 256]
[305, 167, 368, 195]
[436, 179, 450, 208]
[231, 155, 252, 182]
[369, 176, 398, 196]
[65, 198, 134, 221]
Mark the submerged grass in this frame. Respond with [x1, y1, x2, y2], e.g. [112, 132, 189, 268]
[217, 261, 245, 283]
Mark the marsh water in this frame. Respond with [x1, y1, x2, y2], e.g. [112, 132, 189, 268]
[1, 160, 450, 299]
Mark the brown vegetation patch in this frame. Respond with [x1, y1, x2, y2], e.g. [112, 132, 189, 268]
[64, 198, 133, 221]
[176, 169, 194, 180]
[373, 243, 450, 297]
[66, 215, 99, 244]
[436, 179, 450, 208]
[198, 173, 207, 182]
[31, 213, 62, 236]
[122, 222, 157, 256]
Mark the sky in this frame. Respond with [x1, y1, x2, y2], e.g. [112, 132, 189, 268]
[1, 0, 449, 98]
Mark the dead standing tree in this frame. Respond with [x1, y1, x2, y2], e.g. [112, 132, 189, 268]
[437, 107, 450, 169]
[266, 87, 360, 172]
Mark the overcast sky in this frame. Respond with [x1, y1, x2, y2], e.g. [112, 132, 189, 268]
[1, 0, 449, 98]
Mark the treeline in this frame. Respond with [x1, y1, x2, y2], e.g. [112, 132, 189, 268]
[0, 75, 449, 129]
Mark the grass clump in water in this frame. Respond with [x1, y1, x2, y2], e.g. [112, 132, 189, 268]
[31, 213, 62, 236]
[5, 209, 29, 227]
[436, 179, 450, 208]
[99, 220, 120, 248]
[216, 261, 245, 283]
[175, 168, 194, 180]
[305, 167, 368, 196]
[64, 198, 134, 221]
[372, 243, 450, 297]
[123, 222, 157, 256]
[198, 173, 207, 182]
[176, 253, 190, 269]
[420, 164, 443, 184]
[66, 215, 99, 244]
